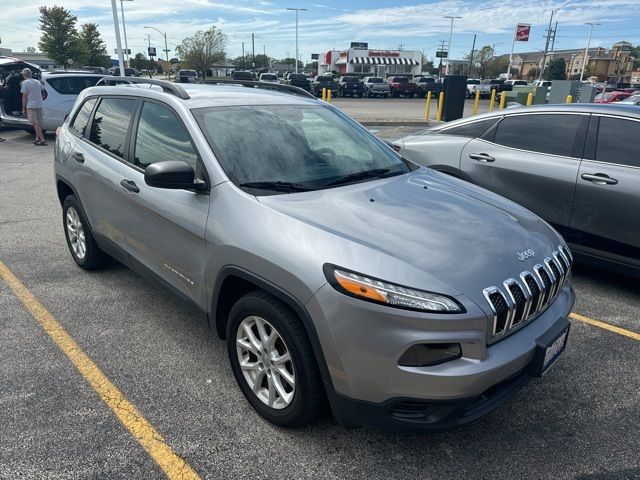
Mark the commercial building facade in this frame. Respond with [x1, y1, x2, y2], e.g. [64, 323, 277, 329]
[319, 44, 421, 77]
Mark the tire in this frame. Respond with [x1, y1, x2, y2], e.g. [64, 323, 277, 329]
[227, 291, 324, 428]
[62, 195, 110, 270]
[383, 93, 389, 98]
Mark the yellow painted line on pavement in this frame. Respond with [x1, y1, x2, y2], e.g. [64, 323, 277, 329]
[570, 312, 640, 342]
[0, 260, 201, 480]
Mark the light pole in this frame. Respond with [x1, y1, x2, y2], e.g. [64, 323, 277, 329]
[144, 26, 169, 77]
[538, 0, 575, 80]
[580, 22, 600, 82]
[110, 0, 125, 76]
[119, 0, 133, 67]
[444, 16, 462, 75]
[286, 7, 307, 74]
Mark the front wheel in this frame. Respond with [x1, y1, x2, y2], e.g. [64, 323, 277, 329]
[227, 291, 324, 427]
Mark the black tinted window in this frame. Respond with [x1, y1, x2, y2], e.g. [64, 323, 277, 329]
[70, 98, 97, 136]
[134, 102, 198, 170]
[441, 118, 499, 138]
[46, 76, 101, 95]
[492, 114, 581, 157]
[595, 117, 640, 167]
[89, 97, 137, 158]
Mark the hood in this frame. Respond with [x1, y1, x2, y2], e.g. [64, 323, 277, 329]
[258, 169, 563, 306]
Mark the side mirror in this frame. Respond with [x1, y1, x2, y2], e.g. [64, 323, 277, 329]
[145, 160, 203, 190]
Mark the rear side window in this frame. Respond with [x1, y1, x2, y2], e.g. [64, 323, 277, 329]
[89, 97, 137, 158]
[70, 98, 97, 136]
[46, 76, 101, 95]
[595, 116, 640, 168]
[440, 118, 499, 138]
[492, 114, 581, 157]
[133, 102, 199, 170]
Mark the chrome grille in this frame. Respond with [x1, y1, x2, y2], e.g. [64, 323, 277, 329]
[484, 246, 572, 341]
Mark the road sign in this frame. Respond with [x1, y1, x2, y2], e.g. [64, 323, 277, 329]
[311, 53, 319, 60]
[515, 24, 531, 42]
[436, 51, 448, 58]
[148, 47, 157, 57]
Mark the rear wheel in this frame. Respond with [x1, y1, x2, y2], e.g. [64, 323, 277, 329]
[227, 291, 323, 427]
[62, 195, 110, 270]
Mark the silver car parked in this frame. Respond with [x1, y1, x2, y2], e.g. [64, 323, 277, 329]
[54, 78, 574, 432]
[396, 104, 640, 277]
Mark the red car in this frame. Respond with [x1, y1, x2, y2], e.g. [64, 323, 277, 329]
[594, 91, 632, 103]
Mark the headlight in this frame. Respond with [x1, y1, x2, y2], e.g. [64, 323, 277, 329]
[323, 265, 465, 313]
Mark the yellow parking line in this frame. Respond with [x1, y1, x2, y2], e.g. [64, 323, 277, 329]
[570, 312, 640, 342]
[0, 260, 201, 480]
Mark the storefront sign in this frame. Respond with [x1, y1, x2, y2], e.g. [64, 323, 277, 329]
[324, 51, 332, 64]
[369, 50, 400, 57]
[351, 42, 368, 49]
[515, 24, 531, 42]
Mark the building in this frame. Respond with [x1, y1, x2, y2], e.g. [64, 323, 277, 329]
[0, 48, 58, 70]
[504, 41, 636, 82]
[319, 43, 421, 77]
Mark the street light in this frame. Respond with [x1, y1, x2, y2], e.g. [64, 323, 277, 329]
[538, 0, 575, 80]
[144, 26, 169, 77]
[580, 22, 600, 82]
[286, 7, 307, 74]
[444, 15, 462, 75]
[119, 0, 133, 67]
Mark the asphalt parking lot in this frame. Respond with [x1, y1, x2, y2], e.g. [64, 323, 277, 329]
[1, 127, 639, 480]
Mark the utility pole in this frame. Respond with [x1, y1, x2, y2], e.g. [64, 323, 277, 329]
[252, 33, 255, 69]
[580, 22, 600, 82]
[145, 33, 152, 49]
[119, 0, 133, 67]
[550, 21, 558, 51]
[444, 16, 462, 75]
[468, 34, 476, 77]
[110, 0, 125, 76]
[437, 39, 447, 81]
[538, 0, 574, 81]
[398, 43, 404, 51]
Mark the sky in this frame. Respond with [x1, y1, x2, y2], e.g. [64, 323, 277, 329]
[0, 0, 639, 63]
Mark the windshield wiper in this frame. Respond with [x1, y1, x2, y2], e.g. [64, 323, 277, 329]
[324, 168, 395, 187]
[239, 181, 315, 192]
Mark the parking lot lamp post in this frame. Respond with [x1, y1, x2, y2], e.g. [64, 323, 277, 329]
[286, 7, 307, 74]
[444, 16, 461, 75]
[120, 0, 133, 67]
[110, 0, 126, 76]
[144, 26, 169, 77]
[580, 22, 600, 82]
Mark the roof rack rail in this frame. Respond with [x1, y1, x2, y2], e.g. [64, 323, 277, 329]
[202, 79, 316, 99]
[95, 76, 190, 100]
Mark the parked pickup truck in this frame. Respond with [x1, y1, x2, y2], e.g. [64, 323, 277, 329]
[488, 79, 512, 96]
[362, 76, 390, 97]
[415, 77, 443, 97]
[387, 76, 417, 97]
[311, 75, 337, 97]
[286, 73, 312, 92]
[338, 76, 365, 97]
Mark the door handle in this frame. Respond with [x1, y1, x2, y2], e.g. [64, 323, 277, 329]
[469, 153, 495, 163]
[581, 173, 618, 185]
[72, 152, 84, 163]
[120, 179, 140, 193]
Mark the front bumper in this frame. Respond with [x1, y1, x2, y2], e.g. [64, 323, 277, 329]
[306, 283, 575, 431]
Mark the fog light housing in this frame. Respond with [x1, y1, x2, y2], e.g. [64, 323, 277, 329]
[398, 343, 462, 367]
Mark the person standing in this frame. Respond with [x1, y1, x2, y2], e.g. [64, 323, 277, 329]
[20, 68, 47, 146]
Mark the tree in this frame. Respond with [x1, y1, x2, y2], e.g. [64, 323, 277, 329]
[465, 45, 494, 78]
[175, 26, 227, 76]
[526, 67, 540, 80]
[547, 57, 567, 80]
[79, 23, 110, 67]
[630, 45, 640, 69]
[38, 6, 86, 67]
[483, 56, 509, 79]
[26, 46, 36, 53]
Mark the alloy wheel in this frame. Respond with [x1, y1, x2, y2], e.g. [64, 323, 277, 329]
[66, 207, 86, 260]
[236, 316, 296, 409]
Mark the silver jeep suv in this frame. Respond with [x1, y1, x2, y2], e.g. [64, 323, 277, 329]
[54, 78, 575, 432]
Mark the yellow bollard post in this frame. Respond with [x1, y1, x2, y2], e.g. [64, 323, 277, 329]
[424, 91, 432, 121]
[322, 87, 326, 101]
[499, 91, 507, 109]
[327, 89, 332, 103]
[526, 92, 533, 106]
[436, 91, 444, 122]
[473, 90, 480, 115]
[489, 89, 496, 111]
[566, 94, 573, 104]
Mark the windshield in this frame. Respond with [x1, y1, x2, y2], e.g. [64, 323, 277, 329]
[467, 79, 480, 85]
[368, 77, 383, 83]
[193, 105, 410, 194]
[622, 95, 640, 103]
[261, 74, 277, 80]
[343, 77, 359, 83]
[316, 76, 333, 82]
[393, 77, 408, 83]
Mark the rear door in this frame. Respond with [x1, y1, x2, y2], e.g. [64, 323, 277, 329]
[569, 114, 640, 264]
[460, 112, 586, 227]
[118, 100, 210, 306]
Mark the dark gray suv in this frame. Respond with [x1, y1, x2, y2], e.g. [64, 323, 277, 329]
[54, 78, 575, 432]
[397, 104, 640, 277]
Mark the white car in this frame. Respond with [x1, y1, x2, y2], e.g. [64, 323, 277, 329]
[0, 58, 103, 132]
[259, 73, 279, 84]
